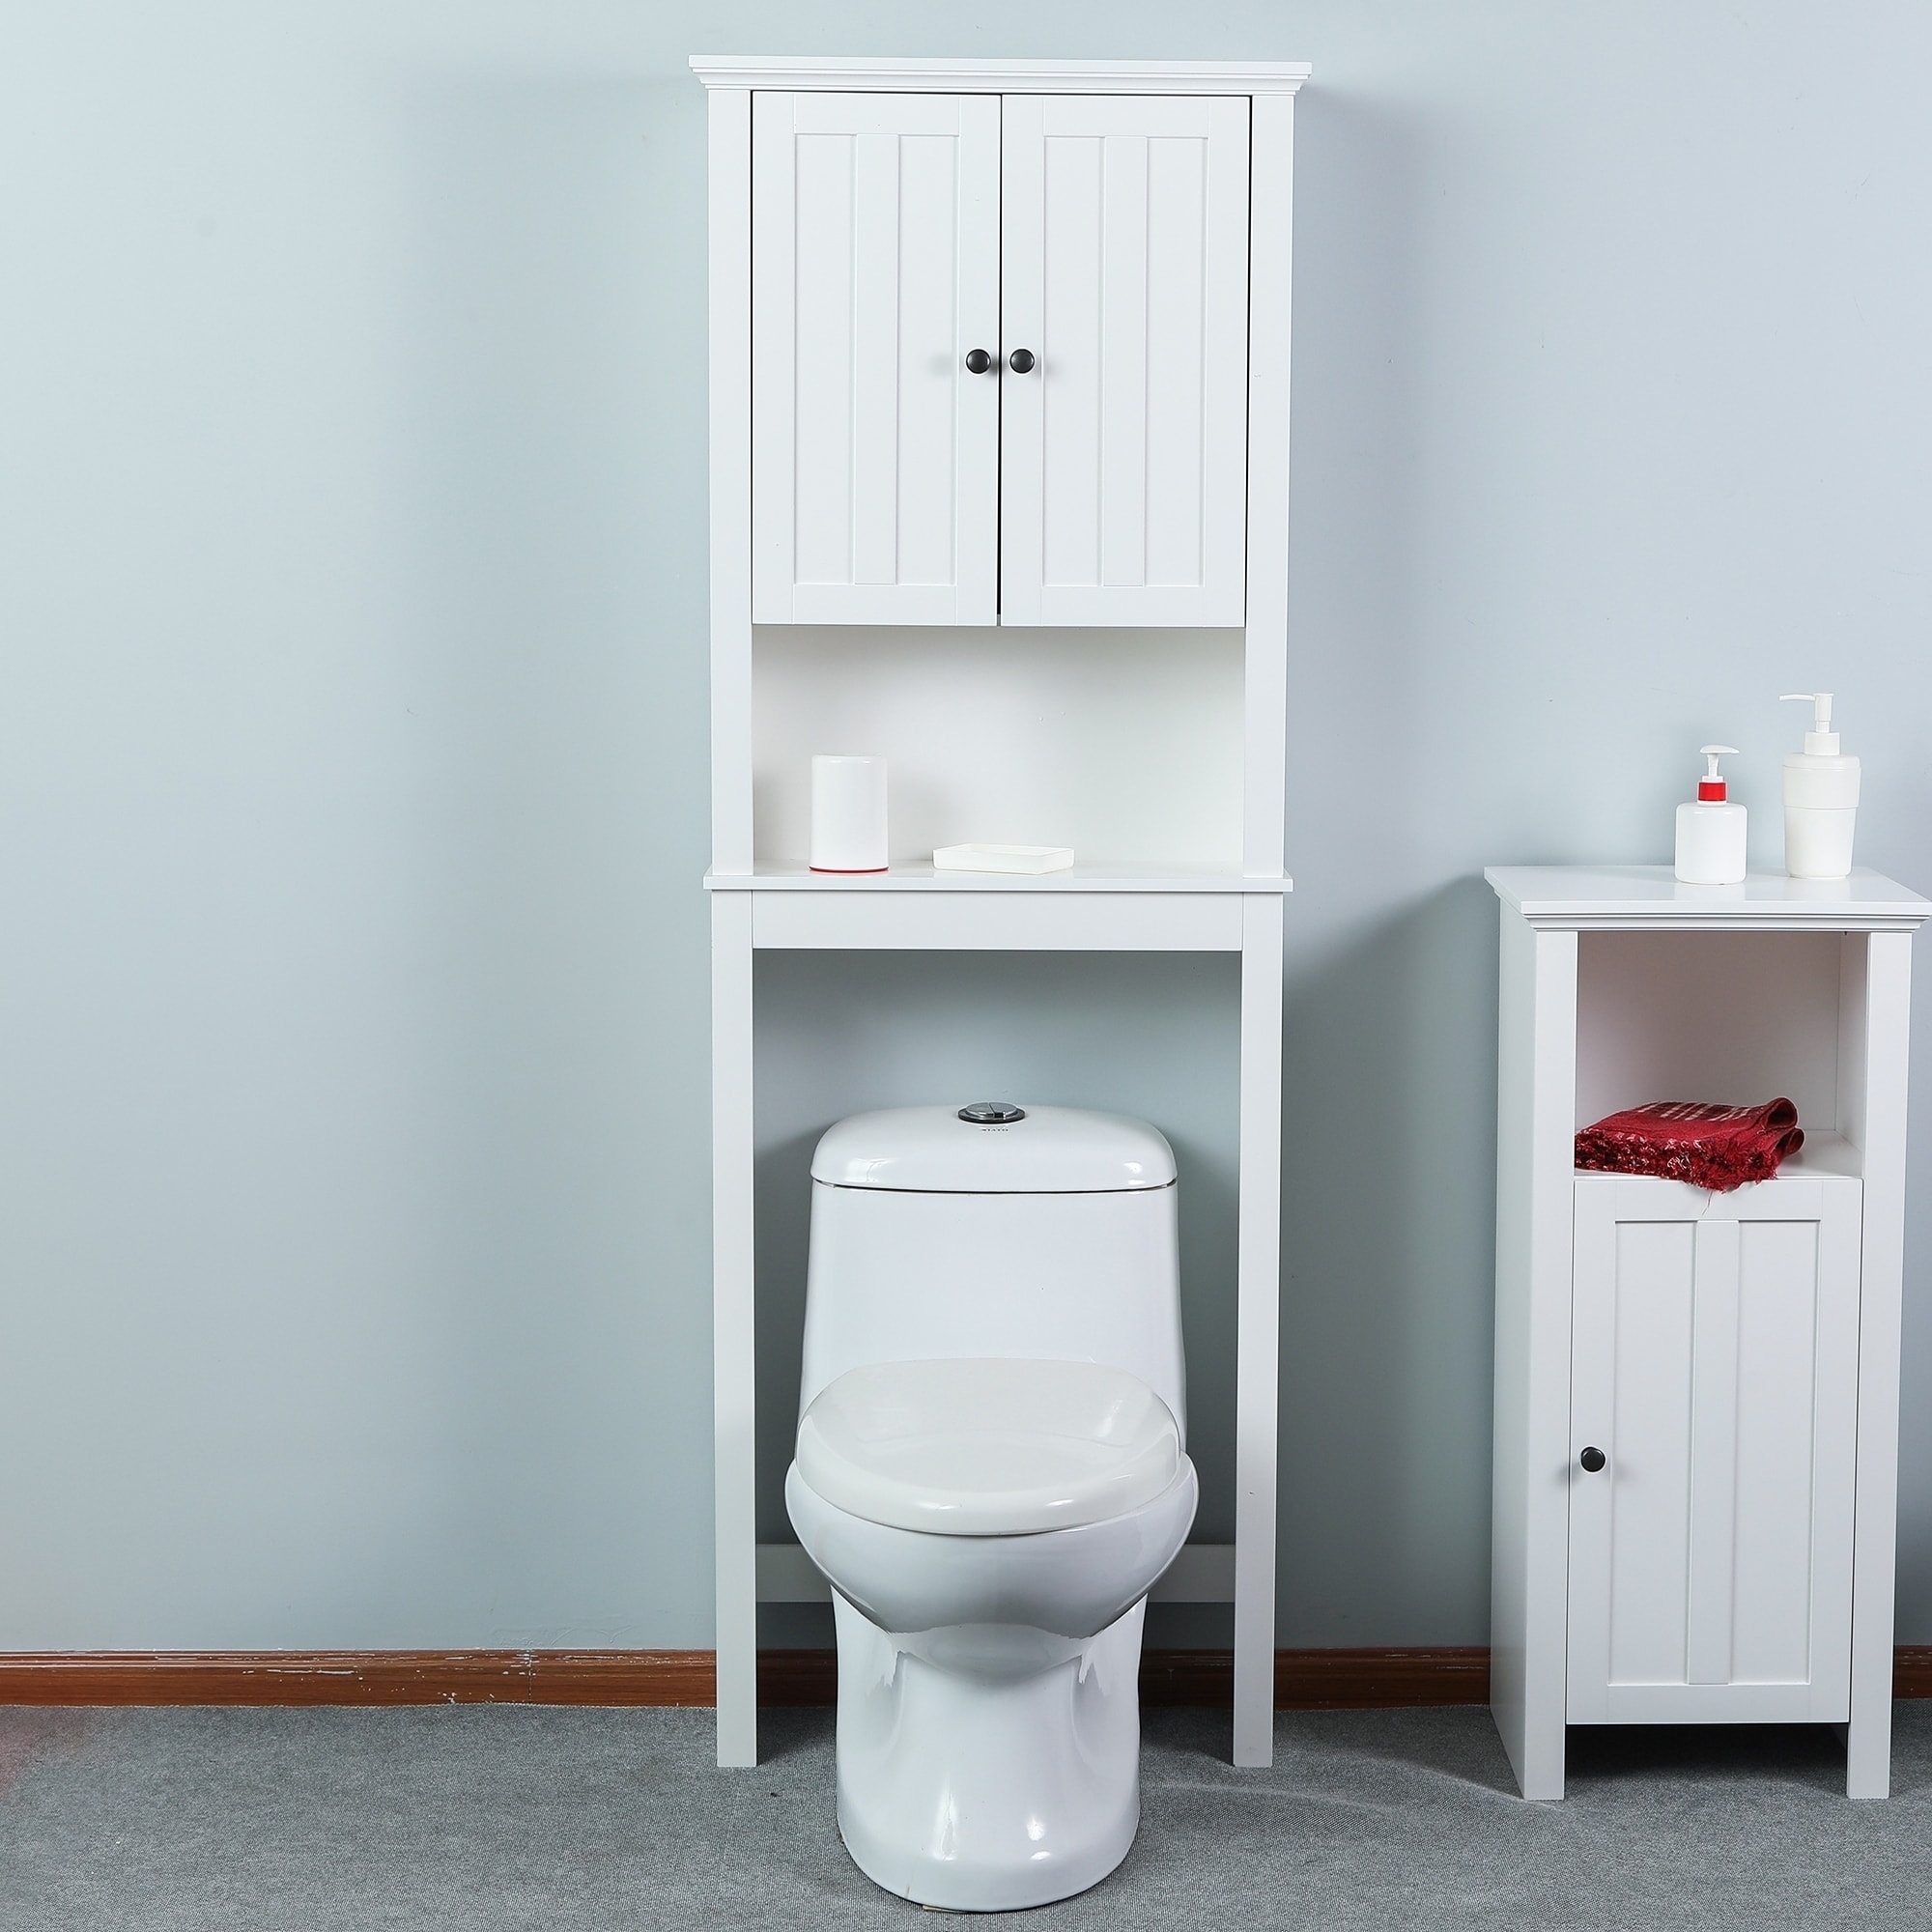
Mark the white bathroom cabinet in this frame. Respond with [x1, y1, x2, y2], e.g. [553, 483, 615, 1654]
[1569, 1166, 1861, 1725]
[749, 87, 1252, 628]
[696, 54, 1309, 1771]
[1486, 867, 1927, 1800]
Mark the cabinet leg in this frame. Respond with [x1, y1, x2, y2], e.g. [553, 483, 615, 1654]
[1489, 1645, 1565, 1801]
[1846, 1698, 1891, 1799]
[713, 893, 757, 1768]
[1233, 897, 1283, 1768]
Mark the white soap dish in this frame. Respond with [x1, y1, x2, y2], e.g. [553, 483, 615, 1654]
[932, 843, 1075, 876]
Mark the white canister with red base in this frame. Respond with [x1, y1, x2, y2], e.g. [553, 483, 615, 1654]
[810, 755, 888, 872]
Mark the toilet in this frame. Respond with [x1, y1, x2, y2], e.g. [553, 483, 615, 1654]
[786, 1101, 1197, 1913]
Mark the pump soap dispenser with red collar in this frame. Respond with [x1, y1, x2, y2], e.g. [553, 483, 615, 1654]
[1674, 744, 1747, 885]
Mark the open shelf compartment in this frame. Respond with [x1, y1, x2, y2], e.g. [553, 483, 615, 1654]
[753, 624, 1246, 876]
[1574, 927, 1873, 1173]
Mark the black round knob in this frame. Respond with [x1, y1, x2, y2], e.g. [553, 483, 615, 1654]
[958, 1102, 1026, 1124]
[1008, 348, 1036, 374]
[964, 349, 992, 374]
[1579, 1446, 1606, 1473]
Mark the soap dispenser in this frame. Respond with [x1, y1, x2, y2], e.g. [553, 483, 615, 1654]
[1674, 745, 1747, 885]
[1779, 693, 1860, 881]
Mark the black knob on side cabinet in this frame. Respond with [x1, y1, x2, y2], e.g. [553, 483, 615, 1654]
[1008, 347, 1037, 374]
[964, 348, 993, 374]
[1579, 1446, 1606, 1473]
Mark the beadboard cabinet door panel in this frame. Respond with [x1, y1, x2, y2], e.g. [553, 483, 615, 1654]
[752, 93, 1000, 624]
[1567, 1176, 1861, 1725]
[999, 96, 1250, 627]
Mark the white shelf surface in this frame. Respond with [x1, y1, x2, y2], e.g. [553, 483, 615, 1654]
[1575, 1128, 1863, 1189]
[707, 864, 1291, 894]
[1488, 866, 1928, 931]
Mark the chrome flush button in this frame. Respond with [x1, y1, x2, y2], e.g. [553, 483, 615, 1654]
[958, 1102, 1026, 1124]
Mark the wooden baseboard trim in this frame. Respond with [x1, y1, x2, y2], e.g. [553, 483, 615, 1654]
[5, 1646, 1927, 1709]
[1137, 1647, 1237, 1708]
[1280, 1646, 1490, 1709]
[1895, 1646, 1932, 1699]
[758, 1648, 837, 1706]
[0, 1651, 717, 1708]
[1134, 1647, 1492, 1709]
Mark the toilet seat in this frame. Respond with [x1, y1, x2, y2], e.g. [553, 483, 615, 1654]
[794, 1357, 1182, 1536]
[787, 1456, 1197, 1642]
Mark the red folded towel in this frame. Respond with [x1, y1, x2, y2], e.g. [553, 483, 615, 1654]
[1574, 1098, 1804, 1192]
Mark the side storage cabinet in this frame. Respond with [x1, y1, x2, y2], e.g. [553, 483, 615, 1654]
[1484, 866, 1928, 1803]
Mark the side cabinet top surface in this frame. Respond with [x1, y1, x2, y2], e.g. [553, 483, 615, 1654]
[1487, 866, 1929, 932]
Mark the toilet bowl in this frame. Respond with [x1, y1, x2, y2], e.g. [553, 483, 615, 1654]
[786, 1105, 1198, 1912]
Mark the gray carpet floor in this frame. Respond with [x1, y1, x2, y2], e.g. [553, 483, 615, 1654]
[3, 1702, 1929, 1929]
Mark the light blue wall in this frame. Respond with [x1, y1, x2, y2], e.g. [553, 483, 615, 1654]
[3, 2, 1929, 1650]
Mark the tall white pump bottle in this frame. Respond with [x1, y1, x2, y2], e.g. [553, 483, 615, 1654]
[1779, 693, 1860, 881]
[1674, 745, 1747, 885]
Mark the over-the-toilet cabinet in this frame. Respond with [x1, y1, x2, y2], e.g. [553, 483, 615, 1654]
[751, 91, 1252, 626]
[698, 54, 1307, 1779]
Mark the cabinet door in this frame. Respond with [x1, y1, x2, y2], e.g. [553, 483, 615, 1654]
[1567, 1175, 1861, 1723]
[999, 95, 1251, 628]
[751, 93, 1000, 624]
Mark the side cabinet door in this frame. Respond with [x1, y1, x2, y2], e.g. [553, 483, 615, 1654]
[1567, 1176, 1861, 1724]
[751, 93, 1000, 625]
[999, 95, 1251, 628]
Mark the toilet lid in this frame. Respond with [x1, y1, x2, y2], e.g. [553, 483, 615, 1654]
[794, 1358, 1183, 1536]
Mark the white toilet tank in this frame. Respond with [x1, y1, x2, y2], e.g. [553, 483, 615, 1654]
[799, 1104, 1185, 1436]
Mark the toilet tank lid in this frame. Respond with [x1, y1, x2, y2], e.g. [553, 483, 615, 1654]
[810, 1105, 1176, 1192]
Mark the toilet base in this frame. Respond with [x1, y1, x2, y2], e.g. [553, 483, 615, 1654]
[831, 1592, 1147, 1912]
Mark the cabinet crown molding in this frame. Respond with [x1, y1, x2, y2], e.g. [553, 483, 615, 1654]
[689, 55, 1311, 96]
